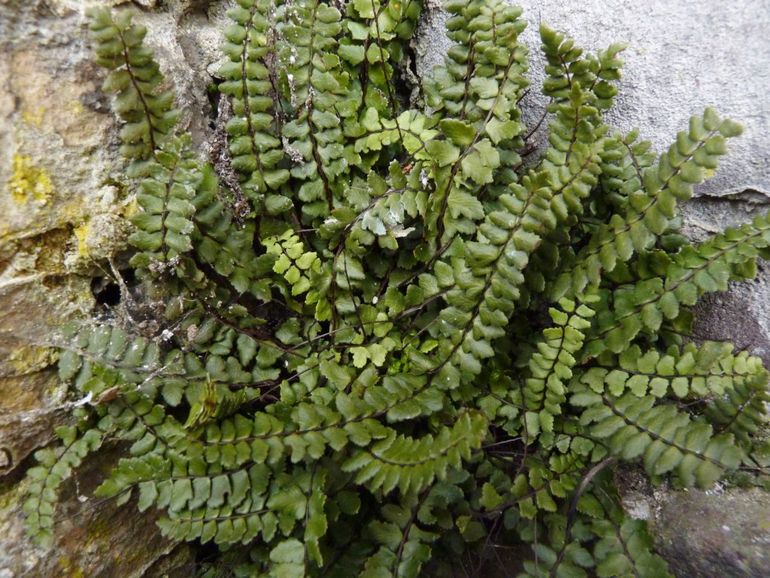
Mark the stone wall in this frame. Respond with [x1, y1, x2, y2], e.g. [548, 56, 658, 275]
[1, 1, 768, 575]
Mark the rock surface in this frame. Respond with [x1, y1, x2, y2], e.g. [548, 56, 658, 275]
[620, 468, 770, 578]
[416, 0, 770, 196]
[0, 1, 769, 576]
[653, 488, 770, 578]
[0, 0, 224, 575]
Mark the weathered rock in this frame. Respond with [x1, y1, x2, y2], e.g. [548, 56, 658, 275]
[0, 1, 225, 575]
[620, 468, 770, 578]
[415, 0, 770, 196]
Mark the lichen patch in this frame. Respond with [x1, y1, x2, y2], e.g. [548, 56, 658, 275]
[8, 154, 54, 206]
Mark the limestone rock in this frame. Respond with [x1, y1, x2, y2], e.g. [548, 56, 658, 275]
[415, 0, 770, 196]
[654, 488, 770, 578]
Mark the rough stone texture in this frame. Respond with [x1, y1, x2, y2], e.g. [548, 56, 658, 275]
[0, 1, 224, 575]
[416, 0, 770, 196]
[620, 468, 770, 578]
[654, 488, 770, 578]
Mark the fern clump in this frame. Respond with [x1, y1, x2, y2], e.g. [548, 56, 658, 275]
[24, 1, 769, 576]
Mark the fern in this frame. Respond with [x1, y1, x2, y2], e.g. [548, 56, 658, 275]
[23, 2, 769, 576]
[23, 426, 104, 549]
[88, 7, 178, 163]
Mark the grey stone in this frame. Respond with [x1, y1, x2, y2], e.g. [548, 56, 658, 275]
[681, 194, 770, 366]
[619, 468, 770, 578]
[416, 0, 770, 196]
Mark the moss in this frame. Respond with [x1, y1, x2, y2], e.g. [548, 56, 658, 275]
[9, 153, 54, 205]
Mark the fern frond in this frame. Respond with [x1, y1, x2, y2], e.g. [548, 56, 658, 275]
[190, 165, 272, 296]
[585, 211, 770, 357]
[88, 7, 178, 161]
[541, 23, 626, 110]
[437, 124, 603, 384]
[705, 370, 770, 448]
[279, 0, 358, 218]
[361, 494, 437, 578]
[522, 296, 597, 437]
[571, 385, 743, 488]
[553, 108, 744, 300]
[264, 229, 323, 298]
[423, 0, 529, 243]
[579, 341, 766, 402]
[219, 0, 290, 201]
[596, 130, 657, 217]
[23, 426, 104, 548]
[128, 136, 200, 274]
[57, 322, 185, 404]
[342, 412, 487, 495]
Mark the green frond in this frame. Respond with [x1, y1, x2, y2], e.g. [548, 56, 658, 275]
[128, 136, 200, 275]
[584, 211, 770, 357]
[190, 165, 270, 296]
[579, 341, 766, 402]
[554, 108, 744, 300]
[219, 0, 289, 201]
[705, 369, 770, 447]
[597, 130, 657, 216]
[26, 3, 770, 574]
[263, 229, 323, 300]
[571, 385, 744, 488]
[57, 322, 185, 402]
[24, 426, 104, 548]
[361, 494, 437, 578]
[436, 126, 603, 384]
[88, 7, 178, 161]
[540, 23, 626, 110]
[342, 412, 487, 495]
[522, 295, 597, 437]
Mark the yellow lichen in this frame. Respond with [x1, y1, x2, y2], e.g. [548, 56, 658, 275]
[123, 196, 139, 219]
[67, 100, 85, 117]
[73, 220, 90, 257]
[8, 345, 58, 375]
[9, 154, 54, 205]
[57, 555, 85, 578]
[22, 106, 45, 128]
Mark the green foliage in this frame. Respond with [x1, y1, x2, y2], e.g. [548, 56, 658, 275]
[88, 7, 178, 162]
[23, 426, 104, 549]
[24, 2, 769, 576]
